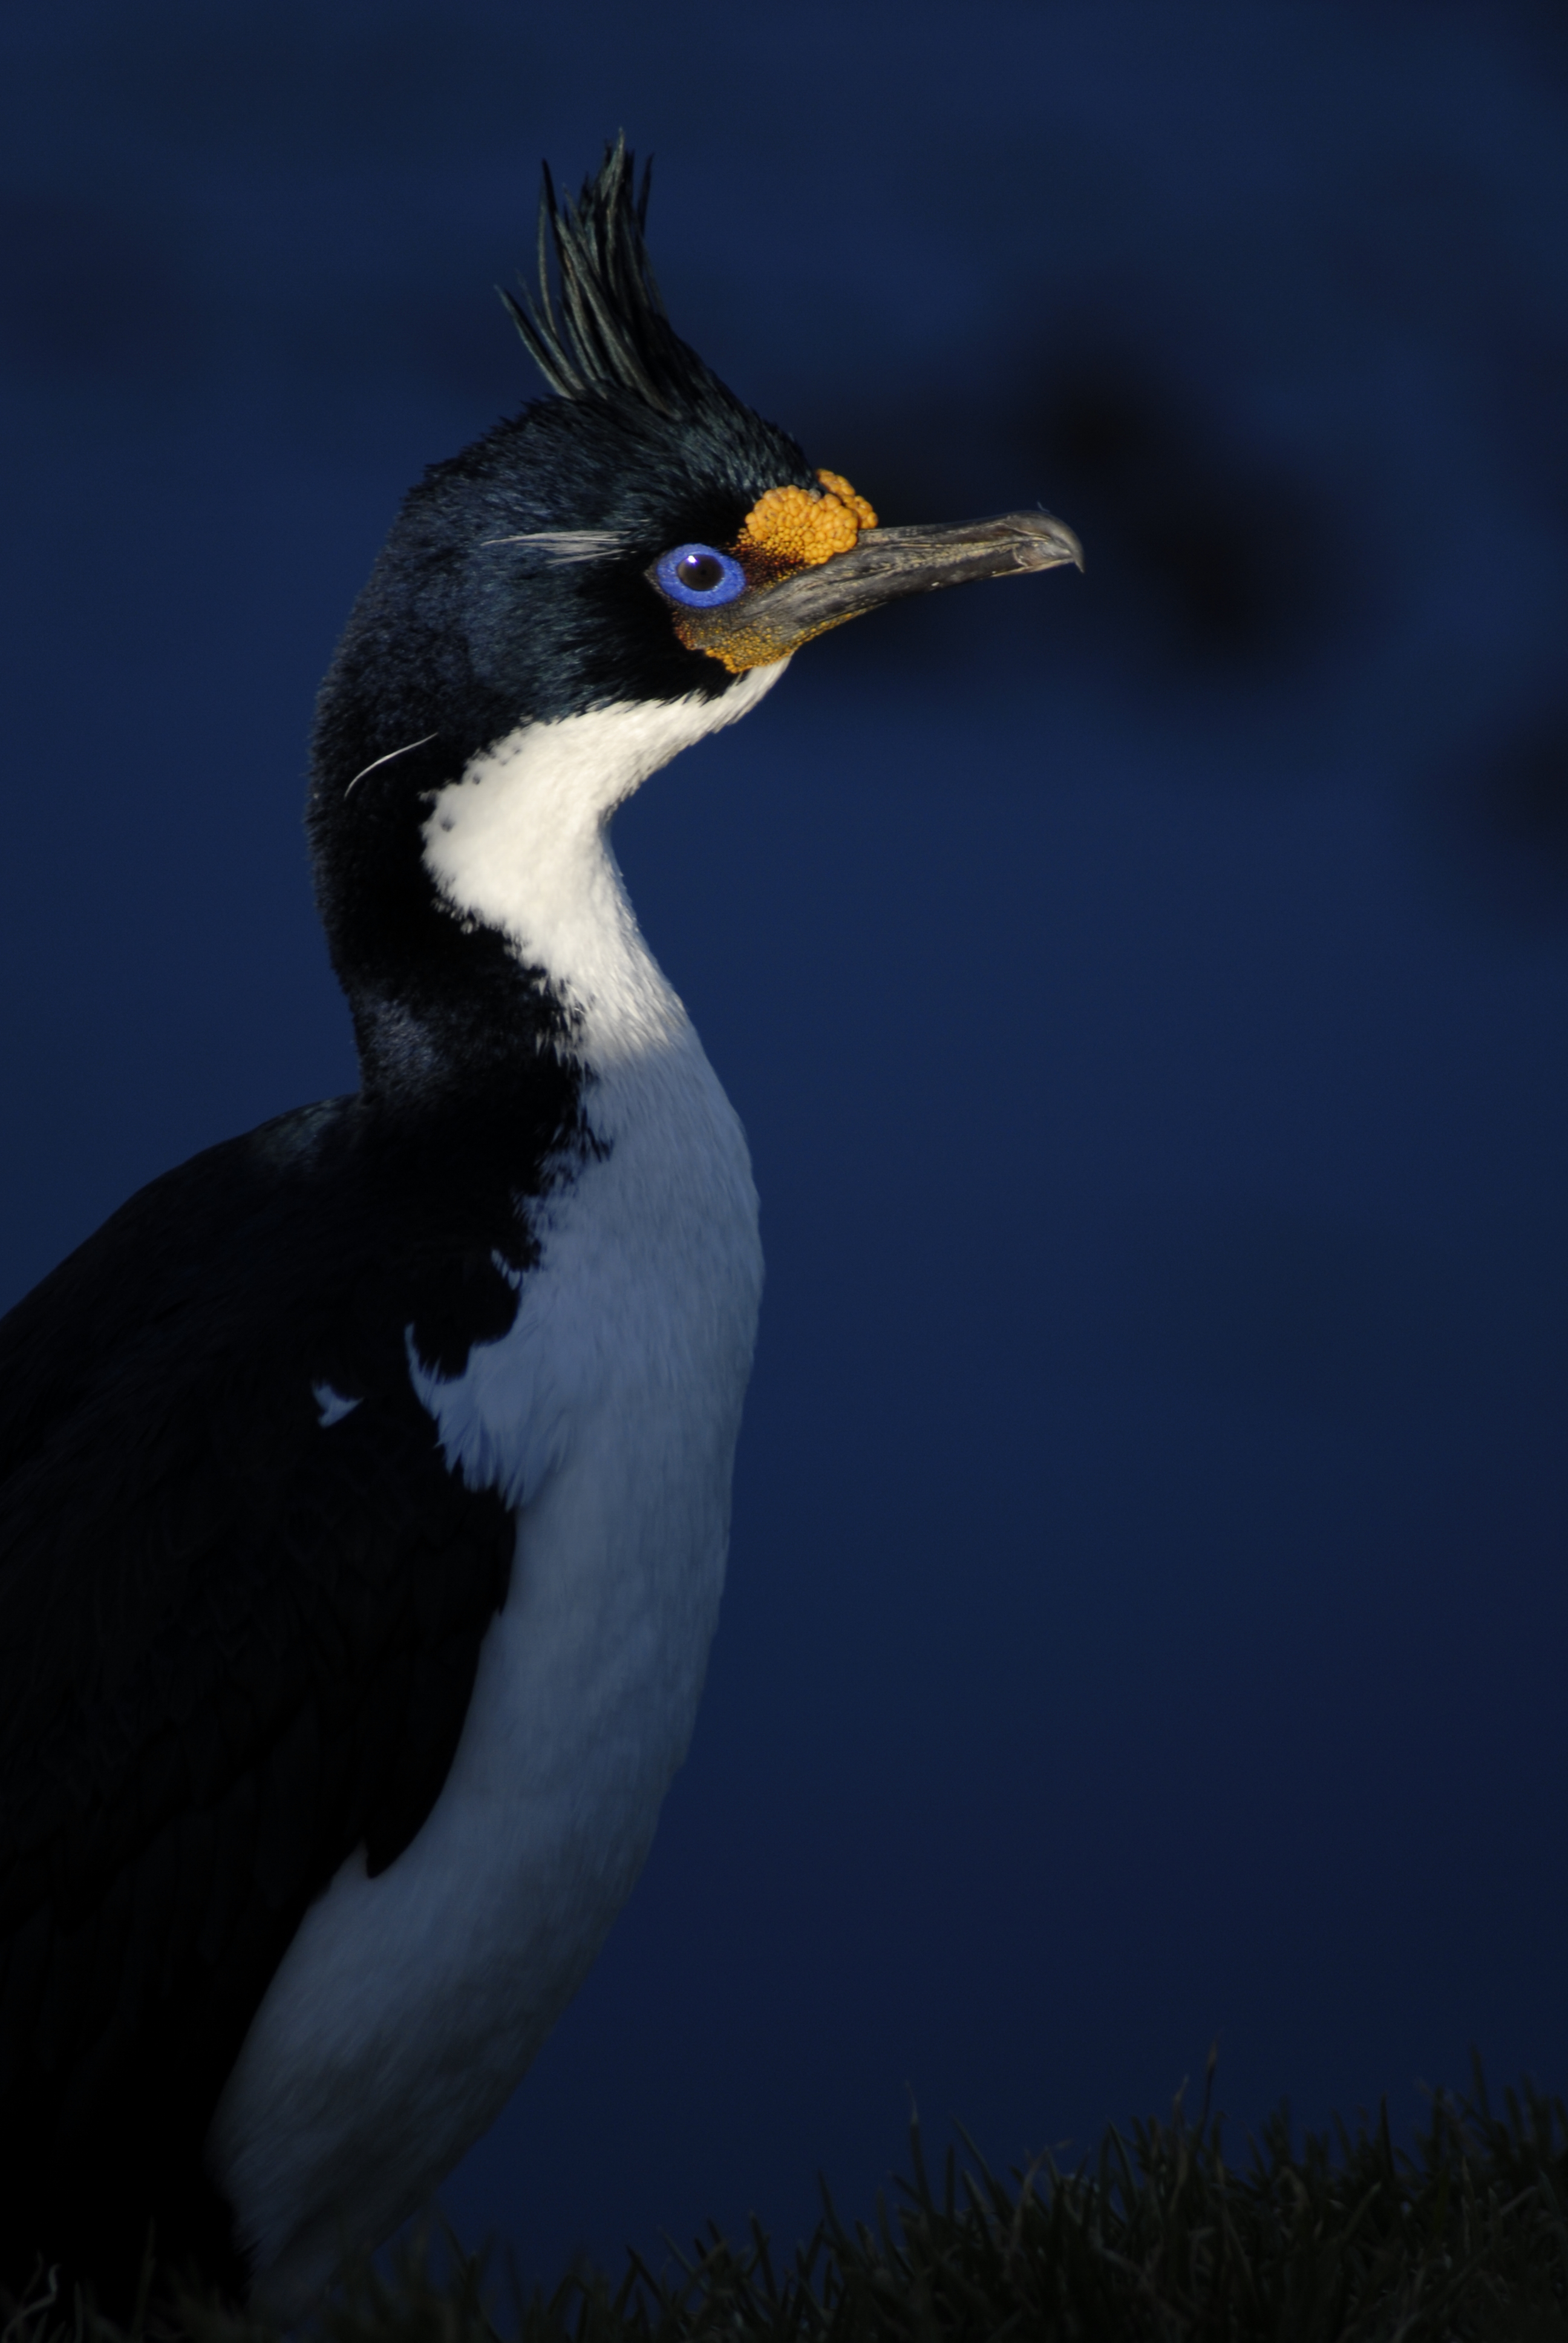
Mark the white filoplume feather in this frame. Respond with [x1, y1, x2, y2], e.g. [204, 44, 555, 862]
[311, 1381, 362, 1428]
[209, 667, 787, 2314]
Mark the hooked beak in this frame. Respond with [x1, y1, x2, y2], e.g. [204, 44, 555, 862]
[661, 510, 1084, 672]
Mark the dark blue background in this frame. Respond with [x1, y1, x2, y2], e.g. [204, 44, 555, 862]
[2, 0, 1565, 2292]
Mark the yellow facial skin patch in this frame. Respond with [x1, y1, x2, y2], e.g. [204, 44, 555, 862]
[662, 468, 881, 673]
[661, 464, 881, 670]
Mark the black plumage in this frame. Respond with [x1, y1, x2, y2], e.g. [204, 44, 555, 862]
[0, 1091, 535, 2301]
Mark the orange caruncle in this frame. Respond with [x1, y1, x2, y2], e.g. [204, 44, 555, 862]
[736, 471, 878, 570]
[813, 470, 878, 531]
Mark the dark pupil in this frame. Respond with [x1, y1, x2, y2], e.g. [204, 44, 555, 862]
[678, 551, 725, 592]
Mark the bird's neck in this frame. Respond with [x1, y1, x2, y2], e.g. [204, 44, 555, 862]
[327, 671, 786, 1106]
[418, 705, 688, 1079]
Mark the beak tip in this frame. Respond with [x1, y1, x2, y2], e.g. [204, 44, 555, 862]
[1024, 511, 1085, 574]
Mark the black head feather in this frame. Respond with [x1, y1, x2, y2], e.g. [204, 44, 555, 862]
[503, 137, 737, 421]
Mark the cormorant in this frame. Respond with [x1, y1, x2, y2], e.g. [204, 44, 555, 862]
[0, 141, 1079, 2317]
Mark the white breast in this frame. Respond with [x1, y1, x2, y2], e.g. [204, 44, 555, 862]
[207, 682, 779, 2314]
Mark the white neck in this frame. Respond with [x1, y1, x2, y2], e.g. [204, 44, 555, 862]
[419, 669, 786, 1072]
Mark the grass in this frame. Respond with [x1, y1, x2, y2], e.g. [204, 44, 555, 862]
[5, 2058, 1566, 2343]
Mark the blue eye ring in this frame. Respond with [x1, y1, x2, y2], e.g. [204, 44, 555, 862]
[653, 543, 747, 609]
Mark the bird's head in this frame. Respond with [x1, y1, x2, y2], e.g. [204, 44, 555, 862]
[307, 140, 1080, 1093]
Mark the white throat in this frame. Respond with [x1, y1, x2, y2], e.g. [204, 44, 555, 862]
[419, 669, 786, 1068]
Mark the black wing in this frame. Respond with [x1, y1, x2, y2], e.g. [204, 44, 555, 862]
[0, 1098, 527, 2310]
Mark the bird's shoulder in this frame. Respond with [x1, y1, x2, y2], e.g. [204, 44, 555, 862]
[0, 1091, 524, 1470]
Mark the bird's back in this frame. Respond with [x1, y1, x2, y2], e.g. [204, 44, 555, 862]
[0, 1093, 523, 2301]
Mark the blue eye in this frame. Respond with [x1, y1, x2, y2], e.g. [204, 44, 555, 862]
[654, 543, 746, 608]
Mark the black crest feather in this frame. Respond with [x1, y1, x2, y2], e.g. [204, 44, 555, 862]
[504, 137, 720, 418]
